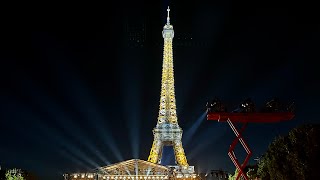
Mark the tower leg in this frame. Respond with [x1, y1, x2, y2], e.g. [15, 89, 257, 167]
[173, 140, 189, 166]
[148, 140, 163, 164]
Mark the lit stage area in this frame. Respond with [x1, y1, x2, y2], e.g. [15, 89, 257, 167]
[63, 159, 198, 180]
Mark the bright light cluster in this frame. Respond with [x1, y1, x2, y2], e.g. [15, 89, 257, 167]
[71, 173, 95, 179]
[101, 175, 169, 179]
[175, 174, 198, 179]
[68, 173, 199, 180]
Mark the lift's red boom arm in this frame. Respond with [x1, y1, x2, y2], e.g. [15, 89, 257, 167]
[207, 112, 294, 123]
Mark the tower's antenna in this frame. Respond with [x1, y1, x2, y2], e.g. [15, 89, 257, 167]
[166, 6, 170, 25]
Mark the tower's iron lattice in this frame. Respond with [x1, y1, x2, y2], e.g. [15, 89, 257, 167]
[147, 7, 189, 168]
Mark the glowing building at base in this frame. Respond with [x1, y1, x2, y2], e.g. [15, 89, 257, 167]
[64, 7, 199, 180]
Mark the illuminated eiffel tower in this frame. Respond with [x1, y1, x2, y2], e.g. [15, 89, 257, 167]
[148, 7, 192, 172]
[63, 6, 198, 180]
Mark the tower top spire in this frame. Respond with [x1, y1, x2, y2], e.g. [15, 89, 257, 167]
[166, 6, 170, 25]
[163, 6, 173, 38]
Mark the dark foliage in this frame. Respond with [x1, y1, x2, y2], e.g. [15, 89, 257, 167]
[257, 124, 320, 180]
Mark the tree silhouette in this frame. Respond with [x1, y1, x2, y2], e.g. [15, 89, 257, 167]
[257, 124, 320, 180]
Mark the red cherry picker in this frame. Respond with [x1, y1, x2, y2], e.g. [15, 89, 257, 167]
[206, 98, 295, 180]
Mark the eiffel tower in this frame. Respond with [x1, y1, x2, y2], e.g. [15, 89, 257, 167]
[147, 7, 190, 168]
[63, 6, 198, 180]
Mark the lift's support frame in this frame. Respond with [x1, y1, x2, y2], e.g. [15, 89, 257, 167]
[207, 112, 295, 180]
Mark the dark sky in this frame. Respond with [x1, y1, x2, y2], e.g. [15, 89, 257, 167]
[0, 0, 319, 179]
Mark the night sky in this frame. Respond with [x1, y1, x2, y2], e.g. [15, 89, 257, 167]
[0, 0, 319, 179]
